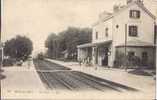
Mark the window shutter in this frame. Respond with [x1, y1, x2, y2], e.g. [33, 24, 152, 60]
[129, 26, 131, 36]
[137, 11, 140, 18]
[155, 25, 156, 34]
[134, 26, 138, 36]
[129, 10, 132, 18]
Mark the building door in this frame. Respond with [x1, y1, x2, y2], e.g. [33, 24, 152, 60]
[95, 48, 98, 64]
[102, 48, 108, 66]
[102, 55, 108, 66]
[142, 52, 148, 66]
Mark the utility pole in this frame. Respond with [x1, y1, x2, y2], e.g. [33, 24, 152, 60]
[154, 22, 157, 70]
[125, 24, 128, 71]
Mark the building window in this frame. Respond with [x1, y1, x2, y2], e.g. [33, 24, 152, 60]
[128, 51, 135, 57]
[129, 25, 138, 37]
[142, 52, 148, 59]
[105, 28, 108, 37]
[128, 51, 135, 61]
[96, 32, 98, 39]
[141, 52, 148, 65]
[130, 10, 140, 18]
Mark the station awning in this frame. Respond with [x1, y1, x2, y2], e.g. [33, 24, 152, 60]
[77, 43, 94, 48]
[77, 40, 112, 49]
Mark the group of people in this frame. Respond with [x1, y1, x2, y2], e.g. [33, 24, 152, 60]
[78, 57, 92, 66]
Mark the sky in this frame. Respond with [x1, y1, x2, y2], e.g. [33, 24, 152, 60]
[1, 0, 157, 55]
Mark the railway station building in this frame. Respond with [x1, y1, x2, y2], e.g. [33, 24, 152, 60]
[77, 0, 156, 68]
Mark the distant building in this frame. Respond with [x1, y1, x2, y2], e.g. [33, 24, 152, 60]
[77, 0, 156, 68]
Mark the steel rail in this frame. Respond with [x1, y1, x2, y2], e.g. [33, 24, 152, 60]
[67, 72, 104, 92]
[38, 72, 55, 90]
[75, 72, 121, 92]
[49, 72, 74, 90]
[57, 72, 79, 90]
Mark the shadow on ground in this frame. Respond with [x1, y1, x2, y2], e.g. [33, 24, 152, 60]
[0, 74, 6, 80]
[75, 71, 138, 92]
[128, 69, 153, 76]
[0, 69, 4, 72]
[0, 69, 6, 80]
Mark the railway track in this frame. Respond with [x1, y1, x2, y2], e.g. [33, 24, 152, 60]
[34, 59, 138, 92]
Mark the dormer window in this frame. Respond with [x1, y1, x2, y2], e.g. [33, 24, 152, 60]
[130, 10, 140, 18]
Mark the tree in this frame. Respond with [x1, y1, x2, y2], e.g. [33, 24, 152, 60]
[45, 27, 92, 59]
[45, 33, 59, 58]
[59, 27, 92, 59]
[4, 35, 33, 61]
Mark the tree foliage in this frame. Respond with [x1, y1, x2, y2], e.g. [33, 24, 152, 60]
[4, 35, 33, 61]
[45, 33, 59, 58]
[45, 27, 92, 59]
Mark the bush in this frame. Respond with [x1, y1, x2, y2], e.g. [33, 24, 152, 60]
[4, 35, 33, 61]
[114, 51, 142, 68]
[114, 51, 126, 67]
[15, 60, 23, 66]
[2, 58, 16, 66]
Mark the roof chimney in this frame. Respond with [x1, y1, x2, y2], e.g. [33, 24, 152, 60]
[113, 4, 125, 12]
[127, 0, 133, 4]
[127, 0, 143, 5]
[136, 0, 144, 5]
[99, 11, 112, 21]
[113, 5, 120, 12]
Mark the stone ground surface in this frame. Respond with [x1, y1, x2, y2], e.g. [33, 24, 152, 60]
[1, 60, 45, 99]
[1, 59, 156, 100]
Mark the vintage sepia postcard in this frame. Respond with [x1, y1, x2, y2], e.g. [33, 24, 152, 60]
[1, 0, 157, 99]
